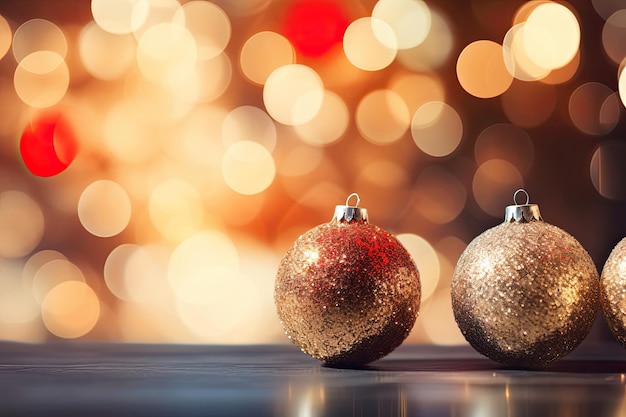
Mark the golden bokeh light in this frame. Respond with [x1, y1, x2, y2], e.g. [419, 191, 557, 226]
[472, 159, 524, 217]
[78, 179, 132, 238]
[175, 273, 261, 343]
[222, 141, 276, 195]
[240, 31, 295, 85]
[263, 64, 324, 126]
[175, 53, 232, 104]
[123, 244, 172, 306]
[602, 9, 626, 65]
[569, 82, 620, 136]
[0, 191, 44, 258]
[32, 258, 85, 304]
[592, 0, 624, 20]
[79, 22, 136, 80]
[167, 230, 239, 306]
[343, 17, 397, 71]
[149, 178, 204, 241]
[136, 22, 197, 86]
[590, 141, 626, 201]
[502, 23, 551, 81]
[396, 8, 453, 72]
[14, 51, 69, 108]
[102, 97, 161, 163]
[0, 259, 40, 326]
[176, 1, 230, 61]
[457, 40, 513, 98]
[0, 15, 12, 60]
[389, 72, 445, 114]
[522, 3, 580, 70]
[222, 106, 277, 151]
[356, 89, 410, 145]
[396, 233, 440, 302]
[132, 0, 184, 40]
[22, 250, 67, 288]
[13, 18, 67, 62]
[91, 0, 149, 34]
[275, 142, 324, 177]
[620, 65, 626, 108]
[372, 0, 431, 50]
[420, 289, 467, 345]
[411, 101, 463, 157]
[41, 281, 101, 339]
[104, 243, 137, 301]
[294, 90, 349, 146]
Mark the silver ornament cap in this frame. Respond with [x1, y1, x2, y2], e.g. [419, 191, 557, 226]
[333, 192, 368, 223]
[504, 189, 543, 223]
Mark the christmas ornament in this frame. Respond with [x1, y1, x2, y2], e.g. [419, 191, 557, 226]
[275, 193, 421, 367]
[600, 238, 626, 347]
[451, 189, 600, 368]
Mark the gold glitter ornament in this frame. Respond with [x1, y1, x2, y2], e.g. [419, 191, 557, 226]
[275, 193, 421, 367]
[600, 238, 626, 347]
[451, 189, 600, 368]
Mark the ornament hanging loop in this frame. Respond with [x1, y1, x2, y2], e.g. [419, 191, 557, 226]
[333, 192, 368, 223]
[505, 189, 543, 223]
[346, 192, 360, 207]
[513, 189, 529, 205]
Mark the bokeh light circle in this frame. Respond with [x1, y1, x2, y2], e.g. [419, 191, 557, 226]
[175, 1, 231, 61]
[91, 0, 149, 35]
[523, 2, 580, 70]
[78, 180, 132, 238]
[79, 22, 135, 80]
[41, 281, 100, 339]
[472, 159, 524, 217]
[590, 140, 626, 200]
[343, 17, 397, 71]
[396, 233, 440, 302]
[168, 230, 239, 306]
[240, 31, 295, 85]
[0, 191, 44, 258]
[569, 82, 620, 136]
[356, 89, 410, 145]
[457, 40, 512, 98]
[148, 178, 204, 242]
[263, 64, 324, 126]
[372, 0, 431, 49]
[411, 101, 463, 157]
[222, 141, 276, 195]
[222, 106, 277, 151]
[13, 19, 67, 62]
[294, 90, 349, 146]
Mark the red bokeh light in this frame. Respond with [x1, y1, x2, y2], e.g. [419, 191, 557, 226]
[20, 110, 78, 177]
[282, 0, 349, 57]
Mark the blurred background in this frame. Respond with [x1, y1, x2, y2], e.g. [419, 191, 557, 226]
[0, 0, 624, 345]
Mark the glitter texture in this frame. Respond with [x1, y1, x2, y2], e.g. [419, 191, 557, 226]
[275, 216, 421, 367]
[601, 237, 626, 347]
[451, 221, 600, 368]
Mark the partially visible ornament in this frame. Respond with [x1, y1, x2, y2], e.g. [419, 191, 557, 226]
[451, 189, 600, 368]
[275, 193, 421, 367]
[600, 238, 626, 347]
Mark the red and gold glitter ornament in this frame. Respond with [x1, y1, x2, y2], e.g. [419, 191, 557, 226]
[451, 189, 600, 368]
[275, 193, 421, 366]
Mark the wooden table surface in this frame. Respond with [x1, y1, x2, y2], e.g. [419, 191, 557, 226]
[2, 341, 626, 416]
